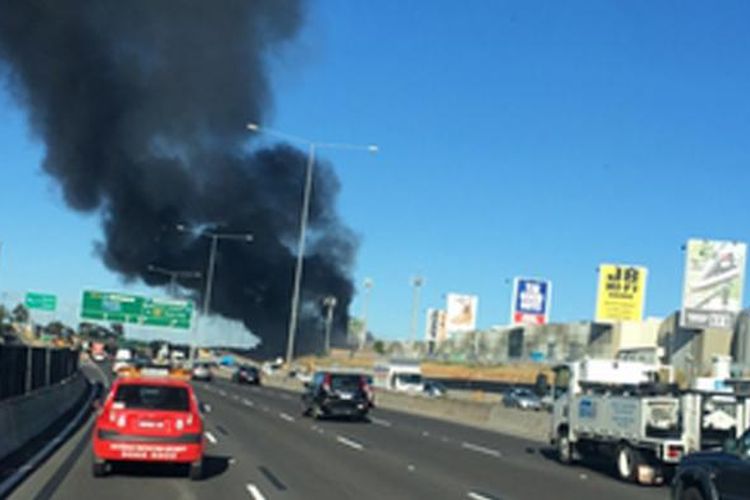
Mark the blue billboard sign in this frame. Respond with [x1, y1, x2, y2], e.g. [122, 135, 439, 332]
[511, 277, 551, 325]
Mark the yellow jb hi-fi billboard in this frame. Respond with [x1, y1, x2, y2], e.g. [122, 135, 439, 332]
[595, 264, 648, 322]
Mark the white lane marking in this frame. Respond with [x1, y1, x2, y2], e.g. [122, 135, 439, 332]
[407, 464, 416, 472]
[336, 436, 364, 451]
[279, 412, 295, 422]
[242, 398, 254, 407]
[370, 417, 392, 427]
[261, 405, 270, 412]
[422, 431, 430, 437]
[468, 492, 495, 500]
[246, 483, 267, 500]
[218, 390, 227, 397]
[461, 442, 502, 458]
[204, 431, 218, 444]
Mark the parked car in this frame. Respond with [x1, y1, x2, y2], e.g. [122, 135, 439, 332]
[301, 371, 372, 420]
[423, 380, 447, 398]
[502, 388, 542, 411]
[671, 429, 750, 499]
[232, 365, 261, 385]
[92, 368, 205, 479]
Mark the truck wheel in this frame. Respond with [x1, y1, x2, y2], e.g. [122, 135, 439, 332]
[557, 432, 573, 465]
[189, 459, 203, 481]
[616, 445, 642, 482]
[680, 487, 704, 500]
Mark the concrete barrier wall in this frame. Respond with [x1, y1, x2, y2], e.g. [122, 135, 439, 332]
[0, 373, 88, 462]
[256, 373, 550, 442]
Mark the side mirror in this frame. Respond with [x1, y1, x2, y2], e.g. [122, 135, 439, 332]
[723, 438, 738, 454]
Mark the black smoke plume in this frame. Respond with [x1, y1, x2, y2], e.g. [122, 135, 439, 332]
[0, 0, 357, 356]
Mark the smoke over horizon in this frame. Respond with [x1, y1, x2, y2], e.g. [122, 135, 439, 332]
[0, 0, 357, 355]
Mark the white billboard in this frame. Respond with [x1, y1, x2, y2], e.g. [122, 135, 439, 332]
[681, 239, 747, 329]
[445, 293, 478, 334]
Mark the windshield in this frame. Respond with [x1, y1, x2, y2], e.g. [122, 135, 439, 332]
[113, 385, 190, 412]
[329, 375, 363, 392]
[3, 2, 749, 499]
[397, 374, 422, 385]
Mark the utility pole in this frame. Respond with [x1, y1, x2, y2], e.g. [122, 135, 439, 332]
[322, 296, 337, 356]
[410, 276, 424, 346]
[360, 278, 373, 350]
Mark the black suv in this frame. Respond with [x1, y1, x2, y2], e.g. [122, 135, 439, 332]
[232, 365, 261, 385]
[672, 429, 750, 499]
[301, 372, 372, 421]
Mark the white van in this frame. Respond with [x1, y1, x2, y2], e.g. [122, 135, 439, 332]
[373, 359, 424, 393]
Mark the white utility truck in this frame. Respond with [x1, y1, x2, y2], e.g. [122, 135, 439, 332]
[550, 357, 683, 484]
[373, 359, 424, 393]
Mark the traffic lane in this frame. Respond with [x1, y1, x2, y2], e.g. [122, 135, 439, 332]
[240, 381, 665, 491]
[209, 379, 666, 500]
[15, 370, 236, 500]
[194, 382, 465, 500]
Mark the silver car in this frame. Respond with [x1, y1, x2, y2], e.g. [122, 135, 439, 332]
[502, 388, 542, 411]
[191, 362, 213, 381]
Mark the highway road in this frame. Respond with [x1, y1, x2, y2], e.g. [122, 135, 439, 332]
[11, 364, 667, 500]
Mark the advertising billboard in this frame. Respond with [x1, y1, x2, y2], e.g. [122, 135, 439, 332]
[445, 293, 478, 334]
[424, 308, 447, 343]
[681, 239, 747, 329]
[595, 264, 647, 322]
[511, 278, 551, 325]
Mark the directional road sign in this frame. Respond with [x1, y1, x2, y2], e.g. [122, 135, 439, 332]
[80, 290, 193, 330]
[25, 292, 57, 312]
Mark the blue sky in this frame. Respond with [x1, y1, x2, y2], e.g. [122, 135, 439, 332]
[2, 1, 750, 342]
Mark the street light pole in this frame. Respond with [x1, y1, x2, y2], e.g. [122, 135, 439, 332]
[147, 265, 202, 297]
[175, 225, 253, 360]
[360, 278, 373, 351]
[247, 123, 377, 366]
[286, 143, 315, 366]
[322, 296, 337, 356]
[410, 276, 424, 346]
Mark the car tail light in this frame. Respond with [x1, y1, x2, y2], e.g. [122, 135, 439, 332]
[322, 373, 332, 392]
[175, 418, 184, 431]
[116, 414, 126, 428]
[187, 414, 194, 427]
[360, 376, 374, 402]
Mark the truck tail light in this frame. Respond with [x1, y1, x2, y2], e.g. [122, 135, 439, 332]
[666, 445, 683, 459]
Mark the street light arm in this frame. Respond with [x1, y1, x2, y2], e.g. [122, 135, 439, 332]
[316, 142, 379, 153]
[247, 122, 312, 146]
[208, 232, 254, 242]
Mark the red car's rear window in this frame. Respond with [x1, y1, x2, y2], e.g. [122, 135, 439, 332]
[113, 384, 190, 412]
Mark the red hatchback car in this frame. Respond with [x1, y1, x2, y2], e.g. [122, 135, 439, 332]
[92, 371, 205, 479]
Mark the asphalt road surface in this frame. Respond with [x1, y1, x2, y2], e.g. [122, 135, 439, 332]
[12, 364, 668, 500]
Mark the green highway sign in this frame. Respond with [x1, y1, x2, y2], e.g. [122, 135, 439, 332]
[142, 298, 193, 329]
[80, 290, 193, 330]
[25, 292, 57, 312]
